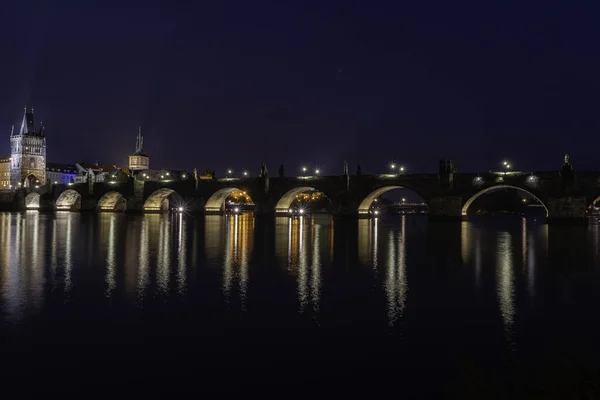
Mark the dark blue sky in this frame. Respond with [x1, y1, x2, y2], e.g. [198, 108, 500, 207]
[0, 0, 598, 175]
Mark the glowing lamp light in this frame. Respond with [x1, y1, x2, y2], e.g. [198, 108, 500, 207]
[234, 207, 240, 213]
[402, 198, 406, 202]
[374, 210, 379, 215]
[54, 181, 57, 184]
[166, 172, 170, 176]
[298, 209, 304, 214]
[390, 163, 396, 169]
[243, 171, 248, 176]
[288, 209, 293, 213]
[302, 166, 307, 173]
[315, 169, 320, 175]
[161, 175, 164, 178]
[178, 207, 184, 212]
[399, 166, 405, 172]
[228, 169, 232, 175]
[182, 174, 186, 178]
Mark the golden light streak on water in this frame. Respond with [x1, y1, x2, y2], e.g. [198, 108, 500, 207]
[496, 231, 515, 343]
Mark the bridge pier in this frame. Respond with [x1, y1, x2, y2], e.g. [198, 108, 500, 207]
[428, 196, 463, 221]
[547, 196, 588, 225]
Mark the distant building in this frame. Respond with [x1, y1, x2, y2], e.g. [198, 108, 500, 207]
[46, 163, 77, 185]
[128, 127, 149, 171]
[0, 156, 11, 189]
[10, 107, 46, 188]
[73, 163, 123, 183]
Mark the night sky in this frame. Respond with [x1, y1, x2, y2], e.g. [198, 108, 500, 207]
[1, 0, 598, 175]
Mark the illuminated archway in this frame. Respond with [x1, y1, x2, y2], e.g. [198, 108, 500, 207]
[23, 174, 41, 188]
[97, 191, 127, 212]
[588, 195, 600, 209]
[25, 192, 40, 209]
[206, 188, 240, 213]
[275, 187, 332, 214]
[358, 186, 427, 215]
[462, 185, 549, 217]
[56, 189, 82, 211]
[143, 188, 183, 212]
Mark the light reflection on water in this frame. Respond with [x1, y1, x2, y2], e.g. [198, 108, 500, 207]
[0, 211, 586, 351]
[385, 216, 408, 326]
[275, 216, 330, 314]
[496, 231, 515, 336]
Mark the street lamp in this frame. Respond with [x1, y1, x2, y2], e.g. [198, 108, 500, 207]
[315, 169, 320, 175]
[390, 163, 396, 170]
[399, 166, 405, 172]
[243, 171, 248, 177]
[301, 166, 307, 175]
[227, 169, 232, 176]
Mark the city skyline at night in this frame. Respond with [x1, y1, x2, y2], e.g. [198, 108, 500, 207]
[1, 1, 599, 175]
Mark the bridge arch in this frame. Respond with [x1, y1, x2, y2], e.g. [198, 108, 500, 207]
[97, 191, 127, 212]
[55, 189, 82, 211]
[274, 186, 332, 214]
[23, 173, 42, 188]
[25, 192, 40, 209]
[144, 188, 183, 212]
[461, 184, 549, 217]
[205, 188, 254, 213]
[358, 186, 427, 215]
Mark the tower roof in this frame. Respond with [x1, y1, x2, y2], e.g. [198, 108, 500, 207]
[18, 106, 43, 136]
[133, 126, 148, 156]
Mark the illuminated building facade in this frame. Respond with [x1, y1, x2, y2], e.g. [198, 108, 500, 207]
[0, 156, 11, 189]
[46, 163, 77, 185]
[10, 107, 46, 188]
[73, 163, 123, 183]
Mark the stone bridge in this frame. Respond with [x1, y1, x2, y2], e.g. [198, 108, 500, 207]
[8, 158, 600, 223]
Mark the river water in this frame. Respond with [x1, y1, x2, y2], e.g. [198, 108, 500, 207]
[1, 211, 599, 397]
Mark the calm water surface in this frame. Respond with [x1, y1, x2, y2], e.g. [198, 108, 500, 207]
[1, 211, 600, 396]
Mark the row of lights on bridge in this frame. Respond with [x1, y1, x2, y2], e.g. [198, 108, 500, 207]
[39, 158, 519, 189]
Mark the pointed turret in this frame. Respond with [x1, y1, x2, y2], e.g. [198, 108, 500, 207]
[135, 126, 145, 154]
[19, 106, 35, 135]
[10, 124, 14, 137]
[129, 126, 149, 171]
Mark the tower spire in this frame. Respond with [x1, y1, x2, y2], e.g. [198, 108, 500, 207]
[10, 124, 14, 137]
[136, 126, 144, 153]
[19, 105, 35, 135]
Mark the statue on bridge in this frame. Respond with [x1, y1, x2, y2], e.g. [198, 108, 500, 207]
[193, 168, 198, 180]
[278, 164, 284, 178]
[560, 153, 574, 189]
[260, 162, 268, 178]
[343, 161, 349, 190]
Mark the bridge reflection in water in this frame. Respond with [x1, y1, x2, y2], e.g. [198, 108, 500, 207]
[0, 211, 577, 345]
[275, 216, 333, 314]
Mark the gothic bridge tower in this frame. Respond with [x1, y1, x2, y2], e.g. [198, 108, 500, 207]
[10, 106, 46, 188]
[128, 127, 149, 171]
